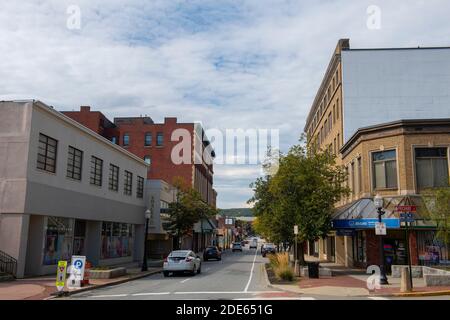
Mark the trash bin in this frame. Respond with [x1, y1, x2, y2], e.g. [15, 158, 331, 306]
[307, 262, 319, 278]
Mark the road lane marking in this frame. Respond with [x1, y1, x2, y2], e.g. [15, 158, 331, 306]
[131, 292, 170, 296]
[244, 248, 258, 293]
[234, 297, 314, 300]
[368, 296, 390, 300]
[174, 291, 243, 294]
[180, 278, 191, 284]
[90, 294, 128, 298]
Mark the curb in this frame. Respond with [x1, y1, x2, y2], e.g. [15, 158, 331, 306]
[50, 268, 162, 299]
[262, 263, 305, 295]
[389, 289, 450, 297]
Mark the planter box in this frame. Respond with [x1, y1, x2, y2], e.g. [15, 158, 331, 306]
[89, 267, 126, 279]
[424, 274, 450, 286]
[391, 265, 423, 278]
[300, 266, 332, 277]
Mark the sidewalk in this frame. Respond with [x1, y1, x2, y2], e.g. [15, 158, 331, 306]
[0, 265, 162, 300]
[267, 263, 450, 297]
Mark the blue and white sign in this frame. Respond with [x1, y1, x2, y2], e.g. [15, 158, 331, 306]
[68, 255, 86, 288]
[400, 213, 415, 223]
[332, 218, 400, 229]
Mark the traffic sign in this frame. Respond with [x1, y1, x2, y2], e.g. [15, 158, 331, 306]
[294, 225, 298, 235]
[395, 205, 417, 212]
[400, 212, 415, 222]
[67, 255, 86, 289]
[55, 260, 67, 291]
[375, 222, 386, 235]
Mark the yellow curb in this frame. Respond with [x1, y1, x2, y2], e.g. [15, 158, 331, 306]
[391, 290, 450, 297]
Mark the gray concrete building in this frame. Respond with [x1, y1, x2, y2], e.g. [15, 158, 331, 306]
[0, 100, 149, 278]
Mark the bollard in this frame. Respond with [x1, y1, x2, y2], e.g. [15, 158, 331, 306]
[400, 267, 412, 292]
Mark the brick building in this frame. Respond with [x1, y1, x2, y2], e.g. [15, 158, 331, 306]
[63, 107, 216, 207]
[303, 39, 450, 271]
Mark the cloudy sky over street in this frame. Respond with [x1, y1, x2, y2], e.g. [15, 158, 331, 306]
[1, 0, 449, 208]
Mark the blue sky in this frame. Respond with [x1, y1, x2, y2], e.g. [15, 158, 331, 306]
[1, 0, 450, 208]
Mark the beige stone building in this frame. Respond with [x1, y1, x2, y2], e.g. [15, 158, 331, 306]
[303, 40, 450, 270]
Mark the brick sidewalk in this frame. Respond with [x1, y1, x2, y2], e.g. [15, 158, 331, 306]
[0, 267, 162, 300]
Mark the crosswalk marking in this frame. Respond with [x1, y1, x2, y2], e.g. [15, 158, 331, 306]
[368, 296, 390, 300]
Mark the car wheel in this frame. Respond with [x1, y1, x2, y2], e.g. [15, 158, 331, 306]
[197, 264, 201, 274]
[163, 271, 169, 277]
[191, 265, 196, 276]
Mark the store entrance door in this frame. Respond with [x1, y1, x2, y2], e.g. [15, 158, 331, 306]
[73, 220, 86, 256]
[383, 238, 407, 274]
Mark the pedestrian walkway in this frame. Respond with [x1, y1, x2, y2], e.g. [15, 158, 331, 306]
[268, 263, 450, 297]
[0, 265, 162, 300]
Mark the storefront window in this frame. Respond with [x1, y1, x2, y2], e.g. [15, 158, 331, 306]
[417, 231, 450, 265]
[43, 217, 74, 265]
[355, 231, 367, 263]
[101, 222, 134, 259]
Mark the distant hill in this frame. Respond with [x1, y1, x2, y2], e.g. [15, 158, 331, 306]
[219, 208, 253, 217]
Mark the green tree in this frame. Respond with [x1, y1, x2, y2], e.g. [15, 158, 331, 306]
[249, 136, 349, 264]
[167, 178, 218, 249]
[422, 187, 450, 246]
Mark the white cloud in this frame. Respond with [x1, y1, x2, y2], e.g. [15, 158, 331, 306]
[1, 0, 449, 208]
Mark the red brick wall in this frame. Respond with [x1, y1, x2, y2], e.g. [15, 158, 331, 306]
[63, 107, 216, 206]
[114, 118, 195, 186]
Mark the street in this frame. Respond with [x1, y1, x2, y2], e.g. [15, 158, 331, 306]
[63, 246, 450, 301]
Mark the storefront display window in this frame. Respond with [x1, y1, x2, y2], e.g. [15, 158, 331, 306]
[101, 222, 133, 259]
[355, 231, 367, 263]
[417, 231, 450, 265]
[43, 217, 74, 265]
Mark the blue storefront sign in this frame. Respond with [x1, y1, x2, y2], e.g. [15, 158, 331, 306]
[332, 218, 400, 229]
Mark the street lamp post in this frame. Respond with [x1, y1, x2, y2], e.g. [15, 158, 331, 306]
[374, 194, 389, 285]
[142, 209, 151, 272]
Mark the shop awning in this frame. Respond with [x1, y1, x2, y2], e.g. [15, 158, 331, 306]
[331, 196, 437, 229]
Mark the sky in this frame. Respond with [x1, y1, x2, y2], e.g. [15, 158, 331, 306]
[1, 0, 450, 209]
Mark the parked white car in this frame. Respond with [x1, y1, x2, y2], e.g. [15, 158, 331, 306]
[163, 250, 202, 277]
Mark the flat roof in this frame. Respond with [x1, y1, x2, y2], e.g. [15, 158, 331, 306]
[7, 99, 149, 167]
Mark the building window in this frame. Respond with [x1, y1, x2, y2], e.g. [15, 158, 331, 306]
[372, 150, 397, 189]
[337, 133, 340, 151]
[124, 170, 133, 195]
[144, 155, 151, 166]
[354, 231, 367, 263]
[101, 222, 133, 259]
[156, 132, 163, 146]
[111, 137, 117, 144]
[66, 146, 83, 180]
[90, 156, 103, 186]
[123, 133, 130, 146]
[351, 162, 355, 195]
[145, 132, 152, 146]
[415, 147, 449, 190]
[137, 176, 144, 198]
[43, 217, 74, 265]
[357, 157, 362, 194]
[336, 99, 339, 119]
[37, 133, 58, 173]
[109, 164, 119, 191]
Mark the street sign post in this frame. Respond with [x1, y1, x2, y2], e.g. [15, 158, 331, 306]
[55, 260, 67, 292]
[375, 222, 386, 235]
[293, 225, 299, 276]
[294, 225, 298, 235]
[67, 255, 86, 289]
[395, 205, 416, 291]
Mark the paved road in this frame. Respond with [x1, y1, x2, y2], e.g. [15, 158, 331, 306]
[65, 246, 450, 300]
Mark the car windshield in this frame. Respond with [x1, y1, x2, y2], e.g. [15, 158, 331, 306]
[265, 243, 275, 248]
[169, 250, 190, 257]
[233, 243, 241, 246]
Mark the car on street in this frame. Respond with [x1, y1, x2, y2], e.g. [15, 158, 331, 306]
[261, 243, 276, 257]
[232, 242, 243, 252]
[203, 246, 222, 261]
[163, 250, 201, 277]
[249, 238, 258, 249]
